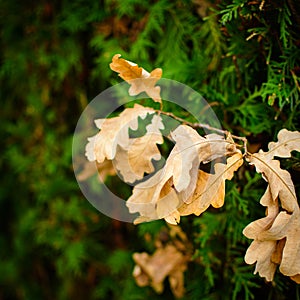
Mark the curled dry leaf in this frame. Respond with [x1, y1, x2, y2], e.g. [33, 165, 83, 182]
[243, 187, 280, 281]
[243, 129, 300, 283]
[178, 152, 244, 216]
[127, 125, 241, 224]
[132, 226, 192, 298]
[110, 54, 162, 103]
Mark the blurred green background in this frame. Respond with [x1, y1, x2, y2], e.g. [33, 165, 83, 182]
[1, 0, 300, 299]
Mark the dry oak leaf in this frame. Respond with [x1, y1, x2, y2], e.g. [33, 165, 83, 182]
[110, 54, 162, 103]
[248, 156, 297, 213]
[127, 125, 239, 224]
[244, 195, 300, 281]
[132, 244, 190, 298]
[243, 187, 281, 281]
[165, 126, 239, 198]
[259, 210, 300, 278]
[247, 129, 299, 210]
[114, 114, 164, 183]
[178, 152, 244, 216]
[243, 129, 300, 282]
[127, 169, 180, 224]
[247, 128, 300, 213]
[265, 128, 300, 160]
[85, 104, 155, 163]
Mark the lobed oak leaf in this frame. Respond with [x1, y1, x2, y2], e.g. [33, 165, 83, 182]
[133, 245, 187, 296]
[266, 128, 300, 160]
[132, 228, 191, 298]
[85, 104, 154, 163]
[245, 239, 278, 281]
[178, 152, 244, 216]
[159, 126, 238, 202]
[247, 129, 299, 213]
[260, 210, 300, 277]
[114, 114, 164, 183]
[110, 54, 162, 102]
[244, 207, 300, 281]
[243, 187, 280, 281]
[127, 169, 180, 224]
[248, 153, 297, 213]
[243, 129, 300, 282]
[243, 187, 279, 240]
[126, 125, 203, 224]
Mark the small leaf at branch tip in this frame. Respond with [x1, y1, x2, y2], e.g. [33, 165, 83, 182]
[110, 54, 162, 103]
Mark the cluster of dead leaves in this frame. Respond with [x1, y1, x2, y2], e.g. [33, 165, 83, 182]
[85, 102, 243, 224]
[243, 129, 300, 283]
[132, 225, 192, 298]
[83, 55, 300, 294]
[127, 125, 243, 224]
[84, 55, 165, 182]
[85, 104, 165, 183]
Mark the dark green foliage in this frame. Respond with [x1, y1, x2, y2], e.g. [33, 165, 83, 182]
[1, 0, 299, 299]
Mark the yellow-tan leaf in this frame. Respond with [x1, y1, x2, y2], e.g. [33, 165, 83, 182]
[178, 152, 243, 216]
[85, 104, 154, 163]
[114, 114, 164, 183]
[110, 54, 162, 102]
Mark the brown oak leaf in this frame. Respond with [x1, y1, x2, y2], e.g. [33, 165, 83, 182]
[132, 226, 191, 298]
[110, 54, 162, 102]
[265, 128, 300, 160]
[133, 245, 188, 297]
[178, 152, 244, 216]
[127, 125, 240, 224]
[243, 129, 300, 283]
[243, 187, 280, 281]
[85, 104, 154, 163]
[114, 114, 164, 183]
[248, 156, 297, 213]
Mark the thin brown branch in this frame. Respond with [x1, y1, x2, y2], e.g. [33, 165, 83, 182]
[157, 110, 248, 153]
